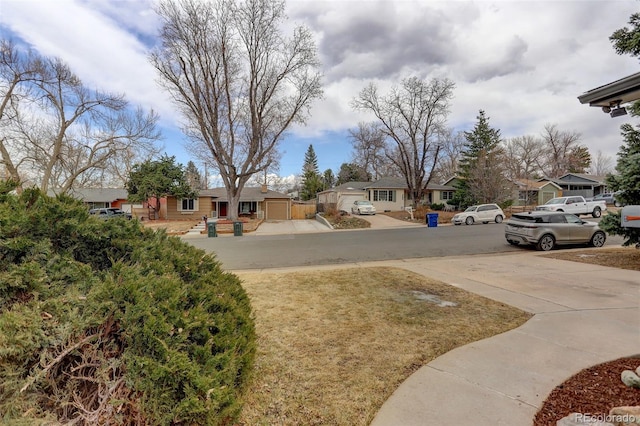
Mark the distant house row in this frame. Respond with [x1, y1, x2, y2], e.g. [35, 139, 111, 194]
[318, 173, 611, 212]
[55, 173, 611, 220]
[58, 185, 292, 221]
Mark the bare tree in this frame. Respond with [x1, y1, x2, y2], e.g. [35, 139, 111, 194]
[352, 76, 455, 208]
[432, 127, 465, 183]
[502, 135, 545, 180]
[537, 124, 585, 178]
[466, 148, 511, 204]
[348, 122, 391, 180]
[589, 150, 614, 176]
[0, 39, 46, 186]
[151, 0, 322, 220]
[1, 40, 160, 192]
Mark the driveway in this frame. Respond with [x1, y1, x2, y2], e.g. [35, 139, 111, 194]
[251, 214, 424, 235]
[357, 213, 427, 229]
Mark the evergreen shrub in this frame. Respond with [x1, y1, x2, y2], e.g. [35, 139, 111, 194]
[0, 186, 255, 425]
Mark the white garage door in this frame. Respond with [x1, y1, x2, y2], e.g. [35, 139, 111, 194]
[338, 195, 365, 212]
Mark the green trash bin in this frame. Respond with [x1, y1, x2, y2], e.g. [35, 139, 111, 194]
[207, 221, 217, 237]
[233, 221, 243, 236]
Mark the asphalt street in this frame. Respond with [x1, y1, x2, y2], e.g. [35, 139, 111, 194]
[184, 220, 624, 270]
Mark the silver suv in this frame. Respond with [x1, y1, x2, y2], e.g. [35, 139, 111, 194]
[504, 211, 606, 251]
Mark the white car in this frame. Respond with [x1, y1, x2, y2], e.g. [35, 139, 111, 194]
[451, 203, 505, 225]
[351, 200, 376, 215]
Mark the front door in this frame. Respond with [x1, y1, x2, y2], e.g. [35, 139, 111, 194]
[219, 202, 228, 218]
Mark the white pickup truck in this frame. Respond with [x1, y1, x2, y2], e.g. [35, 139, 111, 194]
[534, 195, 607, 218]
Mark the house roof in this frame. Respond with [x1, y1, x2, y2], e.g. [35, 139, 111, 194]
[318, 181, 370, 194]
[322, 177, 456, 193]
[198, 186, 290, 201]
[364, 177, 455, 191]
[514, 179, 562, 190]
[59, 188, 128, 202]
[364, 177, 407, 189]
[578, 71, 640, 108]
[559, 173, 606, 183]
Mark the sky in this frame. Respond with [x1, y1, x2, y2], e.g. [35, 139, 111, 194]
[1, 0, 639, 182]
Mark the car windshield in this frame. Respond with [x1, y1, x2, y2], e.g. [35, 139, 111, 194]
[545, 198, 563, 205]
[464, 206, 478, 212]
[357, 201, 372, 206]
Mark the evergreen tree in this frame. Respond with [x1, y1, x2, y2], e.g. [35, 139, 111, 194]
[598, 11, 640, 247]
[599, 122, 640, 247]
[300, 145, 323, 201]
[185, 161, 206, 190]
[452, 110, 507, 207]
[126, 155, 196, 218]
[322, 169, 336, 190]
[336, 163, 371, 185]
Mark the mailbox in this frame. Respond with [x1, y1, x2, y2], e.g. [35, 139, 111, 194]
[621, 206, 640, 228]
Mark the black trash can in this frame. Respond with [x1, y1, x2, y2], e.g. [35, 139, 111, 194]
[233, 221, 243, 236]
[207, 221, 217, 237]
[426, 213, 438, 228]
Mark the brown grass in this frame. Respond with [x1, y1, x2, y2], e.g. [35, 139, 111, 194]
[236, 267, 531, 425]
[543, 247, 640, 271]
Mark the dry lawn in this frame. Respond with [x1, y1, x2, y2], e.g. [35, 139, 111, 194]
[236, 267, 531, 425]
[543, 247, 640, 271]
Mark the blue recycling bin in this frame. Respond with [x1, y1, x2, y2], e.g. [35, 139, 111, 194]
[426, 213, 438, 228]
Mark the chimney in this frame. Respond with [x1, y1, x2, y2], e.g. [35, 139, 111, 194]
[261, 184, 268, 193]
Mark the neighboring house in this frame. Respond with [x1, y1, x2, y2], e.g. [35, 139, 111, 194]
[317, 182, 370, 212]
[51, 188, 134, 211]
[320, 177, 457, 212]
[166, 185, 292, 221]
[510, 179, 562, 206]
[542, 173, 608, 199]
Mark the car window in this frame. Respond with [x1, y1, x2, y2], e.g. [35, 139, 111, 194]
[570, 197, 582, 204]
[548, 215, 566, 223]
[564, 214, 582, 224]
[511, 214, 539, 222]
[464, 206, 478, 212]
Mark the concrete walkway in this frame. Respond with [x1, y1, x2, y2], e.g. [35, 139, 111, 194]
[366, 252, 639, 425]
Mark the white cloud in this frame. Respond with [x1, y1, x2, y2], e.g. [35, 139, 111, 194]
[1, 0, 638, 176]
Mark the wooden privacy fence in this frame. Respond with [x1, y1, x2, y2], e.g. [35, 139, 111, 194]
[291, 203, 317, 220]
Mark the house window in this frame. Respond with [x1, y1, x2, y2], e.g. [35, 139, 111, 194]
[239, 201, 257, 214]
[441, 191, 453, 201]
[373, 190, 395, 202]
[179, 198, 198, 211]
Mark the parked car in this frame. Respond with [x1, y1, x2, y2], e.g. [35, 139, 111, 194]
[451, 203, 505, 225]
[89, 207, 132, 220]
[587, 193, 616, 205]
[588, 191, 625, 207]
[504, 211, 606, 251]
[534, 195, 606, 218]
[351, 200, 376, 215]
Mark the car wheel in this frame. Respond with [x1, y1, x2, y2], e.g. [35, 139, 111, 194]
[592, 207, 602, 218]
[495, 215, 503, 223]
[536, 234, 555, 251]
[465, 216, 474, 225]
[590, 231, 606, 247]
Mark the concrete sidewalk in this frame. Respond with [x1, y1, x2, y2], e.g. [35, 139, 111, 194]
[367, 252, 639, 425]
